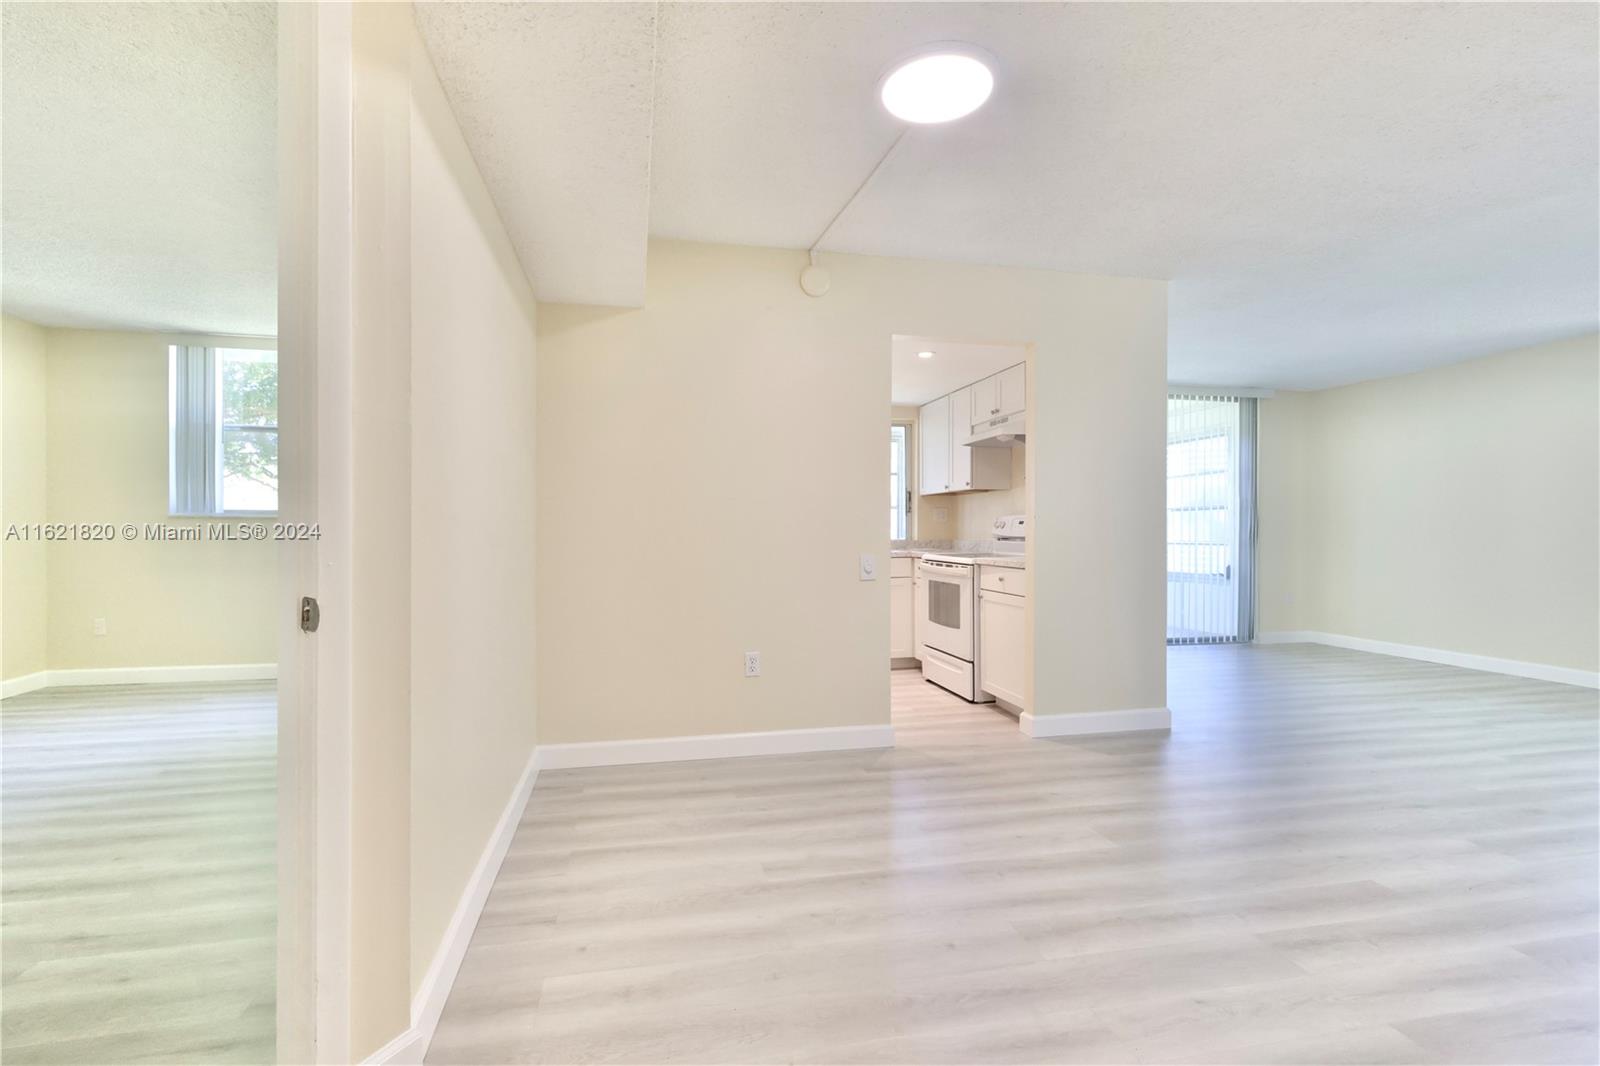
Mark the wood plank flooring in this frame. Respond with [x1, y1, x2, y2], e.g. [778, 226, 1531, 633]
[428, 644, 1599, 1065]
[1, 682, 276, 1065]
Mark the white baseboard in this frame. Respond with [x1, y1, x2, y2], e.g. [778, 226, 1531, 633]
[1020, 706, 1172, 738]
[365, 746, 542, 1065]
[0, 671, 49, 699]
[1255, 631, 1599, 690]
[538, 723, 895, 770]
[1, 663, 277, 697]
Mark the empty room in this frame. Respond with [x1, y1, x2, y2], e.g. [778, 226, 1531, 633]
[0, 3, 1595, 1065]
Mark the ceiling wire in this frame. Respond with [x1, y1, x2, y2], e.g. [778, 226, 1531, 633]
[807, 128, 909, 266]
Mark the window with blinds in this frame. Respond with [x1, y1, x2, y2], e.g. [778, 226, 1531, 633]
[1167, 394, 1257, 644]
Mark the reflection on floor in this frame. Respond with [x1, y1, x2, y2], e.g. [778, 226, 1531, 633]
[427, 644, 1599, 1064]
[1, 682, 276, 1065]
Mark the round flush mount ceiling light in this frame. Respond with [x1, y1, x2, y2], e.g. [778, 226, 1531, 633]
[917, 350, 935, 359]
[880, 46, 995, 124]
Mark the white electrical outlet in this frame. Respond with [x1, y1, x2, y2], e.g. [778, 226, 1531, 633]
[859, 553, 877, 581]
[744, 651, 761, 677]
[92, 617, 107, 637]
[935, 506, 949, 523]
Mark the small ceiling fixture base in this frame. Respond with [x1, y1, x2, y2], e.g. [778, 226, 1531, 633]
[799, 264, 832, 298]
[880, 43, 996, 125]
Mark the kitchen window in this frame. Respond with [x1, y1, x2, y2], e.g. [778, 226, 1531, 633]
[890, 423, 909, 539]
[170, 345, 279, 515]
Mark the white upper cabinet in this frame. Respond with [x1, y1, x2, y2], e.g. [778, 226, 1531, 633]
[919, 386, 1011, 496]
[950, 386, 975, 490]
[969, 374, 998, 428]
[996, 363, 1026, 418]
[918, 394, 952, 495]
[968, 362, 1026, 430]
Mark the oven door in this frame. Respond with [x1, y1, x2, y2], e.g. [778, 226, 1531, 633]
[918, 559, 974, 660]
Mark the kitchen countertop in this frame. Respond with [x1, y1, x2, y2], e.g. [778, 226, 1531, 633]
[921, 552, 1027, 569]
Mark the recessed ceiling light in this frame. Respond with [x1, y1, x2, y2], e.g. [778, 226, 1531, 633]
[880, 47, 995, 125]
[917, 350, 935, 359]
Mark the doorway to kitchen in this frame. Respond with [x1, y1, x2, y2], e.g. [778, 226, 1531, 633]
[889, 334, 1032, 732]
[1166, 393, 1258, 643]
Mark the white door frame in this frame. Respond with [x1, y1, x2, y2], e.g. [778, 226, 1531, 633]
[277, 4, 354, 1062]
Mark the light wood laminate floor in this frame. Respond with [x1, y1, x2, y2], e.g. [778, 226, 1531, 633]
[430, 644, 1598, 1065]
[1, 682, 275, 1065]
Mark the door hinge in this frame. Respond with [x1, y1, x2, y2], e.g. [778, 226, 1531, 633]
[299, 596, 320, 633]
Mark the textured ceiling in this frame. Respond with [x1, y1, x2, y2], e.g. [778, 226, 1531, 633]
[1, 2, 276, 335]
[645, 2, 1598, 388]
[892, 335, 1027, 407]
[415, 1, 656, 307]
[7, 3, 1593, 388]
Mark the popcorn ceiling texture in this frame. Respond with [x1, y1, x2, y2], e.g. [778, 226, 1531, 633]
[424, 2, 1595, 389]
[1, 2, 276, 336]
[415, 1, 657, 308]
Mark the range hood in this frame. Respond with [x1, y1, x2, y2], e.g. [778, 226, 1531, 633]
[965, 411, 1026, 448]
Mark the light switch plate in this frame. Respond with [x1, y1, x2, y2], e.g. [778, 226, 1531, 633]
[859, 554, 877, 581]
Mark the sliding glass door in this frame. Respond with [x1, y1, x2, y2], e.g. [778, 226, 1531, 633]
[1167, 395, 1257, 644]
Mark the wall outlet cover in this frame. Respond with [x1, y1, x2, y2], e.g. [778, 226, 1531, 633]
[744, 651, 761, 677]
[92, 617, 107, 636]
[859, 554, 877, 580]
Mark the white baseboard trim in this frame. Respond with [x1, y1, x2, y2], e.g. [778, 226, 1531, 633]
[365, 746, 542, 1065]
[1255, 631, 1599, 690]
[1020, 707, 1172, 738]
[0, 671, 49, 699]
[538, 723, 895, 769]
[1, 663, 277, 697]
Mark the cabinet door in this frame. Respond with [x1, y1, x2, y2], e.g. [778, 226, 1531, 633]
[969, 374, 998, 426]
[890, 577, 914, 659]
[979, 590, 1026, 707]
[913, 569, 927, 659]
[918, 395, 951, 495]
[949, 386, 974, 490]
[997, 363, 1026, 418]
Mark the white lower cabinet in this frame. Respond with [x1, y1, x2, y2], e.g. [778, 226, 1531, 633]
[913, 564, 927, 660]
[890, 556, 914, 660]
[978, 568, 1025, 708]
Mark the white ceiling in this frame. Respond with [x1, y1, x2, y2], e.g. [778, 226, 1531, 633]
[414, 2, 656, 307]
[1, 2, 277, 336]
[425, 1, 1595, 389]
[891, 335, 1027, 407]
[5, 4, 1593, 390]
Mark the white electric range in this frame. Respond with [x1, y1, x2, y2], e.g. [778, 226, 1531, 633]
[918, 514, 1025, 701]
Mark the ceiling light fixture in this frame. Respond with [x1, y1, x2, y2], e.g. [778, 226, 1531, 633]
[880, 46, 995, 125]
[918, 350, 935, 359]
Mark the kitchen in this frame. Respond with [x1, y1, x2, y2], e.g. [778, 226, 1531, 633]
[889, 335, 1030, 722]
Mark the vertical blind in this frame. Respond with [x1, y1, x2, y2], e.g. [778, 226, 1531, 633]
[1167, 394, 1257, 644]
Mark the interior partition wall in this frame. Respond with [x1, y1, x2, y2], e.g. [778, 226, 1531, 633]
[1166, 393, 1258, 643]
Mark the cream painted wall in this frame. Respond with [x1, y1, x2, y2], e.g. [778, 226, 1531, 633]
[1258, 333, 1599, 671]
[408, 27, 539, 1001]
[38, 328, 276, 671]
[2, 315, 49, 681]
[954, 444, 1027, 541]
[539, 240, 1166, 743]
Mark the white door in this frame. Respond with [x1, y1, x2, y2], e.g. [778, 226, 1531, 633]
[920, 559, 974, 660]
[969, 374, 997, 427]
[996, 363, 1026, 417]
[918, 394, 951, 495]
[890, 576, 914, 658]
[979, 590, 1025, 706]
[913, 566, 927, 659]
[949, 386, 974, 490]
